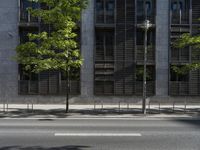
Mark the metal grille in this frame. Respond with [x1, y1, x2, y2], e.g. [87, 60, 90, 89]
[19, 71, 80, 95]
[94, 0, 156, 96]
[192, 0, 200, 24]
[169, 0, 200, 96]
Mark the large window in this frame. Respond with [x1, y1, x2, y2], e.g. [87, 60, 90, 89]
[170, 66, 189, 81]
[136, 65, 155, 81]
[96, 30, 114, 61]
[96, 0, 115, 24]
[136, 28, 155, 46]
[171, 0, 190, 24]
[137, 0, 155, 24]
[20, 0, 39, 22]
[19, 28, 38, 43]
[136, 28, 155, 61]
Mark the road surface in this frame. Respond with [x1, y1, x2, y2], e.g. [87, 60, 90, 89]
[0, 118, 199, 150]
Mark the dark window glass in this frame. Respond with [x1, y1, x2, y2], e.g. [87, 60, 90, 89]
[96, 31, 104, 60]
[19, 28, 38, 44]
[171, 0, 190, 24]
[137, 0, 155, 24]
[179, 2, 183, 10]
[145, 1, 152, 15]
[96, 0, 104, 23]
[106, 0, 115, 23]
[137, 29, 155, 46]
[19, 65, 38, 81]
[105, 31, 114, 60]
[172, 2, 178, 11]
[20, 0, 39, 22]
[170, 66, 189, 81]
[96, 30, 114, 60]
[136, 29, 144, 45]
[137, 0, 144, 23]
[96, 0, 115, 24]
[136, 65, 155, 81]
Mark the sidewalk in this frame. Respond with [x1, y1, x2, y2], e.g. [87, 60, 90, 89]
[0, 104, 200, 119]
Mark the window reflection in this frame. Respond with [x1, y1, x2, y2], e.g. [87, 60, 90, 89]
[171, 0, 190, 24]
[137, 0, 155, 24]
[96, 0, 115, 24]
[20, 0, 39, 22]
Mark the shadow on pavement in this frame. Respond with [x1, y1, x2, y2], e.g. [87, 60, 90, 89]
[0, 108, 143, 118]
[0, 107, 199, 118]
[176, 119, 200, 127]
[0, 145, 90, 150]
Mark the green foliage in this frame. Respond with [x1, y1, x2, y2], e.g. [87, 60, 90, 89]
[173, 33, 200, 49]
[172, 63, 200, 75]
[172, 32, 200, 74]
[16, 0, 87, 73]
[136, 66, 152, 81]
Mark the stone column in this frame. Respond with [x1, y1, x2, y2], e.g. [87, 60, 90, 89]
[80, 0, 95, 99]
[0, 0, 19, 103]
[155, 0, 169, 97]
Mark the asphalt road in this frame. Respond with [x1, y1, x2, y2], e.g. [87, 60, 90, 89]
[0, 118, 199, 150]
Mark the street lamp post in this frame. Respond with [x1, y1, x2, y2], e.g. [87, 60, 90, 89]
[141, 9, 152, 115]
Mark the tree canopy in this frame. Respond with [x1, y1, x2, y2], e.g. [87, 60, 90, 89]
[16, 0, 88, 73]
[173, 33, 200, 75]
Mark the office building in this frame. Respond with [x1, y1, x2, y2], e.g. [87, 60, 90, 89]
[0, 0, 200, 103]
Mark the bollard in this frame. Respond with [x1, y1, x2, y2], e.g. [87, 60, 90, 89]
[148, 102, 151, 113]
[184, 102, 187, 114]
[3, 103, 5, 112]
[31, 103, 34, 113]
[6, 103, 8, 112]
[94, 101, 96, 110]
[127, 102, 129, 110]
[118, 102, 121, 112]
[158, 102, 161, 114]
[173, 102, 175, 112]
[101, 101, 103, 110]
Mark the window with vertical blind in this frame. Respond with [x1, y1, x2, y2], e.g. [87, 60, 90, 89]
[94, 0, 156, 96]
[96, 0, 115, 24]
[137, 0, 155, 24]
[171, 0, 190, 24]
[20, 0, 39, 22]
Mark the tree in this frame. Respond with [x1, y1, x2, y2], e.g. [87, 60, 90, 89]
[15, 0, 88, 112]
[173, 33, 200, 74]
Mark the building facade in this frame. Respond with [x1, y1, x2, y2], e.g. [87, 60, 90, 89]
[0, 0, 200, 103]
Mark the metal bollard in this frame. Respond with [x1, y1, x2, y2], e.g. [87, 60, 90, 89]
[101, 101, 103, 110]
[173, 102, 175, 112]
[27, 103, 29, 111]
[6, 103, 8, 112]
[184, 102, 187, 113]
[3, 103, 5, 112]
[94, 101, 96, 110]
[31, 103, 34, 113]
[118, 102, 121, 111]
[148, 102, 151, 113]
[158, 102, 161, 114]
[127, 102, 129, 110]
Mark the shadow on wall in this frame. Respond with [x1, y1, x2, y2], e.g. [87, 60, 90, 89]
[0, 145, 90, 150]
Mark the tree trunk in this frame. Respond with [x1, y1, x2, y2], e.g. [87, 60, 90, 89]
[66, 69, 70, 113]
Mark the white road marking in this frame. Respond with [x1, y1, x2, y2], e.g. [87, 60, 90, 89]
[54, 133, 142, 137]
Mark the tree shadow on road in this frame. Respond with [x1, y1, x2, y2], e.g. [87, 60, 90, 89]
[0, 145, 90, 150]
[0, 107, 199, 118]
[0, 107, 146, 118]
